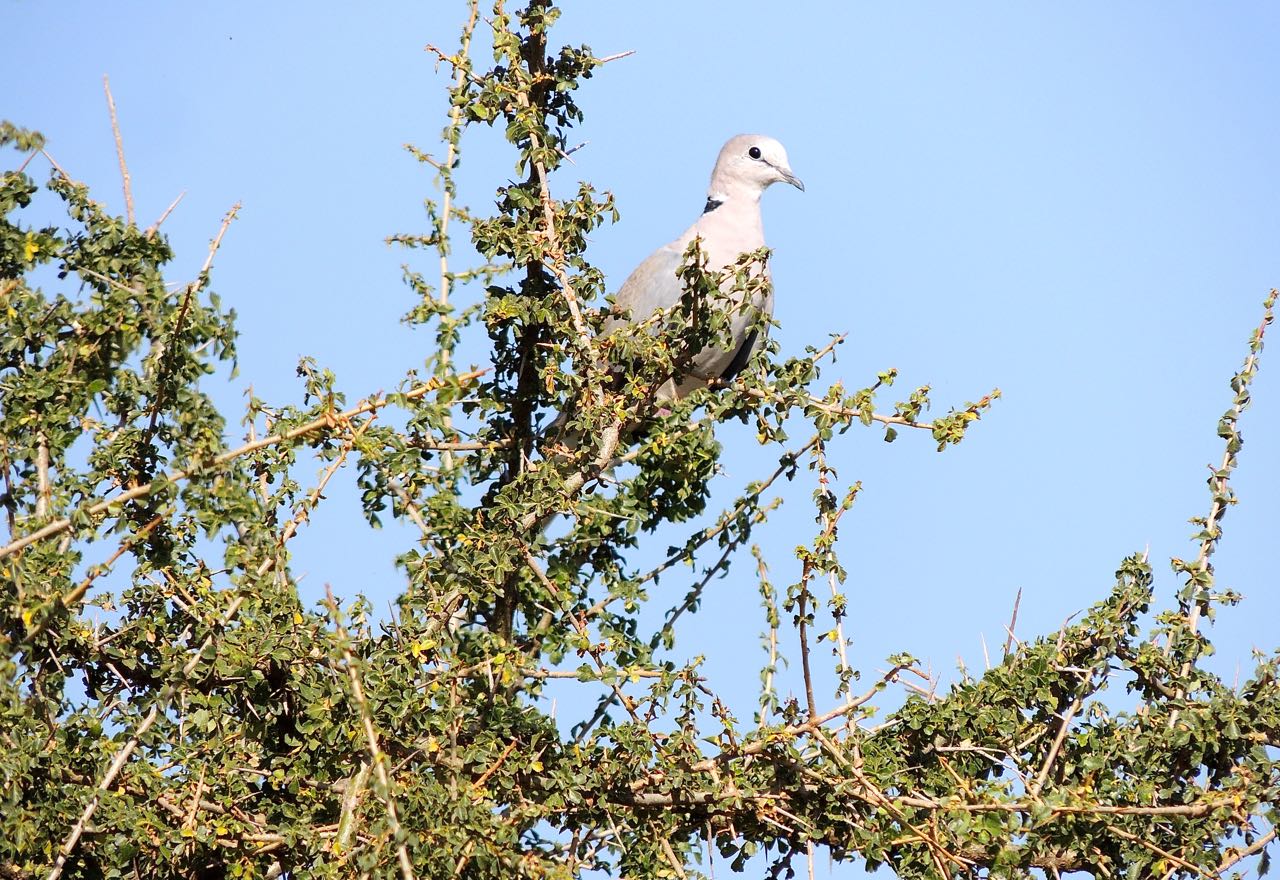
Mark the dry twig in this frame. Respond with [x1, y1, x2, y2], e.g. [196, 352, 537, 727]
[102, 76, 133, 225]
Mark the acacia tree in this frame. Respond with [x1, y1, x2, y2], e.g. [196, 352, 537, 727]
[2, 3, 1278, 879]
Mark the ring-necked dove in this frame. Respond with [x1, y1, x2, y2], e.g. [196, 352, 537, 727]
[608, 133, 803, 400]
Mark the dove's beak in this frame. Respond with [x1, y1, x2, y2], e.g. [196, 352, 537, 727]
[779, 168, 805, 191]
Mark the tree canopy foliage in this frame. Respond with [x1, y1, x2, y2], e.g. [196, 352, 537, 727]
[2, 4, 1278, 879]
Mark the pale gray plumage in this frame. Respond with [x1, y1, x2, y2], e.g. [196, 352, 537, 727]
[608, 134, 803, 399]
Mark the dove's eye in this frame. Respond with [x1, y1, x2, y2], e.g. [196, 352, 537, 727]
[748, 146, 762, 160]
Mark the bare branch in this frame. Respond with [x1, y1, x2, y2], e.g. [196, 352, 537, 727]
[1003, 586, 1022, 657]
[34, 431, 50, 518]
[102, 75, 134, 226]
[594, 49, 635, 64]
[144, 190, 185, 238]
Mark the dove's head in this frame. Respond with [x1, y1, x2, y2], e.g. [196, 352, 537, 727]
[707, 134, 804, 203]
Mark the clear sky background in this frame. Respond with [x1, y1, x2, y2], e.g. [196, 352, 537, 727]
[5, 3, 1280, 876]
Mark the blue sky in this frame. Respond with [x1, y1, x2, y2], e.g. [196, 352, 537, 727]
[5, 2, 1280, 875]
